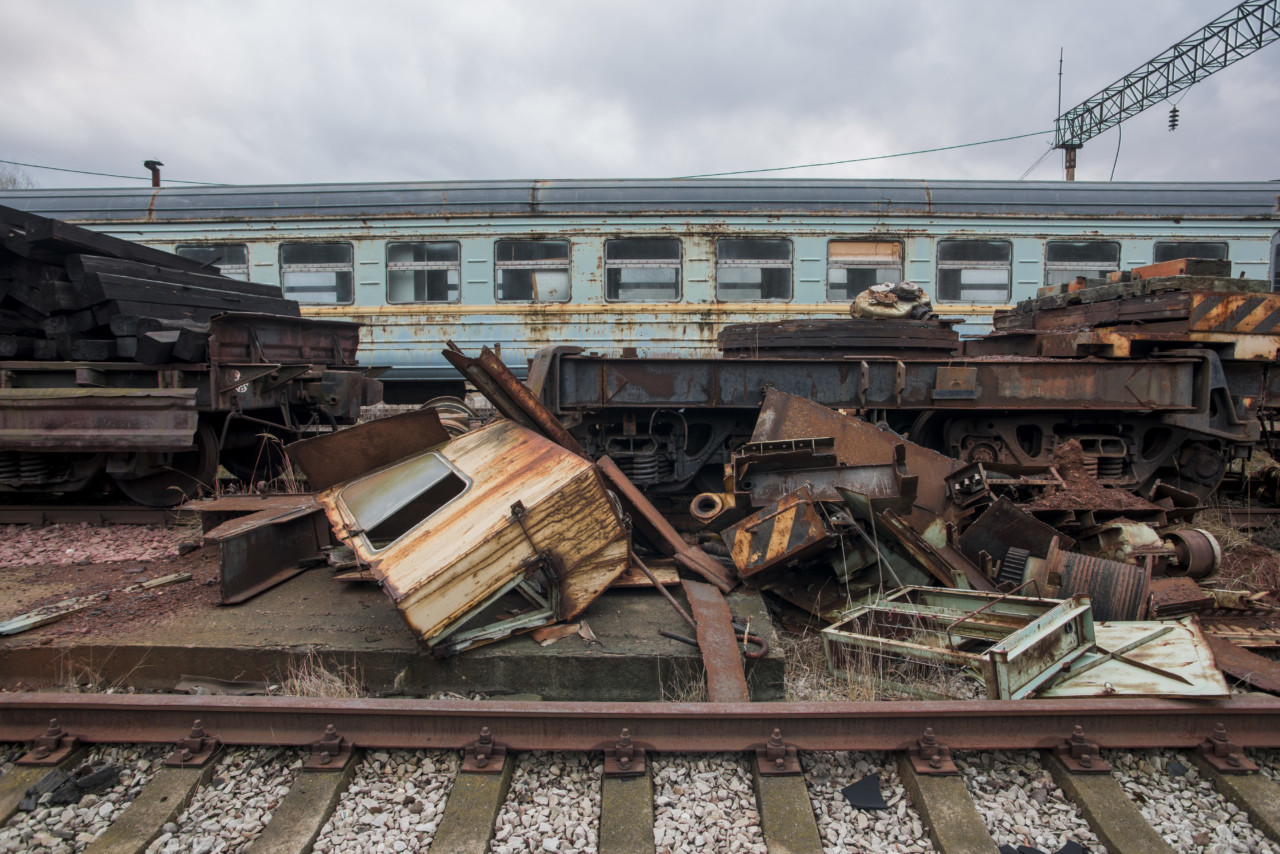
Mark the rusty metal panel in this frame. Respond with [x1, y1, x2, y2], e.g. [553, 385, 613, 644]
[207, 312, 361, 365]
[287, 409, 450, 492]
[1037, 619, 1228, 699]
[722, 486, 833, 579]
[1205, 634, 1280, 695]
[197, 495, 331, 604]
[1187, 291, 1280, 334]
[959, 497, 1078, 567]
[0, 388, 197, 451]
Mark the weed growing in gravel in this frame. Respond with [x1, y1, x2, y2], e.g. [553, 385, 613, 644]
[279, 650, 366, 698]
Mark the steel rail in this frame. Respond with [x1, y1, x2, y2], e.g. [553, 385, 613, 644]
[2, 694, 1278, 753]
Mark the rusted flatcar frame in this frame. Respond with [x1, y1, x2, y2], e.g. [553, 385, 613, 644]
[538, 353, 1202, 413]
[1, 693, 1278, 752]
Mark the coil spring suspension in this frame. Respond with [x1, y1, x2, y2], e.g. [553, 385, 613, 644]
[19, 453, 50, 483]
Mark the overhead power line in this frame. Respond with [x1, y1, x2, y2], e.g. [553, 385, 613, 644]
[672, 130, 1054, 179]
[0, 158, 224, 186]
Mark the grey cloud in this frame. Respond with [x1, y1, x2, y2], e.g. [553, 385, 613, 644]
[1, 0, 1275, 188]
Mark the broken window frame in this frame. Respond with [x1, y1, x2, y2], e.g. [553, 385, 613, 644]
[826, 239, 904, 300]
[280, 242, 354, 305]
[386, 240, 461, 304]
[336, 450, 472, 553]
[1044, 240, 1121, 285]
[604, 237, 682, 302]
[174, 243, 250, 281]
[495, 239, 571, 303]
[1152, 241, 1229, 264]
[936, 239, 1012, 303]
[715, 238, 793, 302]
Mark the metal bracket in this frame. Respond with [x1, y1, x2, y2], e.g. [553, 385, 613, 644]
[1055, 725, 1109, 773]
[17, 718, 81, 766]
[461, 726, 507, 773]
[305, 724, 356, 771]
[909, 727, 958, 775]
[165, 719, 221, 767]
[1198, 722, 1258, 773]
[603, 728, 647, 776]
[755, 728, 801, 776]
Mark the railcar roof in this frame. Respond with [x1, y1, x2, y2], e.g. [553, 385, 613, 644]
[1, 179, 1277, 222]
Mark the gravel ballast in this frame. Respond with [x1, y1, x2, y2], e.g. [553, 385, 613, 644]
[0, 744, 165, 854]
[490, 750, 601, 854]
[146, 746, 304, 854]
[312, 749, 458, 854]
[652, 753, 766, 854]
[801, 750, 932, 854]
[957, 750, 1102, 854]
[1109, 748, 1280, 854]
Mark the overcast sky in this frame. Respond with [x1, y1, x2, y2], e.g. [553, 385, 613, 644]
[3, 0, 1277, 189]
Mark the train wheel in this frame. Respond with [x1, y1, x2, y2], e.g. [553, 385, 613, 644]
[113, 422, 219, 507]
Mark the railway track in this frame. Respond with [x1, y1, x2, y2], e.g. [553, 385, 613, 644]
[2, 694, 1280, 853]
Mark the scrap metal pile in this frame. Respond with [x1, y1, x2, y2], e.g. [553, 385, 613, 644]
[276, 261, 1280, 705]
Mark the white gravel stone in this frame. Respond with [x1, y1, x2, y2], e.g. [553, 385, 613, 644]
[802, 750, 933, 854]
[489, 751, 600, 854]
[311, 748, 458, 854]
[1109, 748, 1280, 854]
[956, 750, 1102, 854]
[652, 753, 765, 854]
[0, 743, 164, 854]
[144, 746, 304, 854]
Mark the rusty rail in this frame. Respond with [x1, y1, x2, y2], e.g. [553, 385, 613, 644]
[2, 694, 1278, 752]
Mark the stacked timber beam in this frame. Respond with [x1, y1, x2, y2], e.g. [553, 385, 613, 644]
[0, 205, 297, 364]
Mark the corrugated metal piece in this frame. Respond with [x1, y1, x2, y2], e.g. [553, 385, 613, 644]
[1056, 553, 1150, 622]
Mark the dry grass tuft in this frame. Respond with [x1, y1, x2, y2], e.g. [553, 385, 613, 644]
[777, 630, 979, 702]
[1198, 505, 1280, 595]
[659, 659, 709, 703]
[279, 650, 366, 698]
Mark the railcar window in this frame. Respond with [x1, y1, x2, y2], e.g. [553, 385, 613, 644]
[716, 238, 792, 301]
[387, 241, 460, 303]
[605, 238, 681, 301]
[495, 239, 570, 302]
[1045, 241, 1120, 285]
[174, 244, 250, 281]
[937, 239, 1011, 303]
[827, 240, 903, 300]
[280, 243, 353, 304]
[1153, 241, 1229, 263]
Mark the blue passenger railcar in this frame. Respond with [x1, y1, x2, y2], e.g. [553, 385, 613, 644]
[3, 179, 1275, 402]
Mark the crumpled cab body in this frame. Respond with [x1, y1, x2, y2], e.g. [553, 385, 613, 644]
[304, 416, 630, 655]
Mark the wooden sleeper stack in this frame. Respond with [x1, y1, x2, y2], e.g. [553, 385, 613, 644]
[0, 204, 299, 365]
